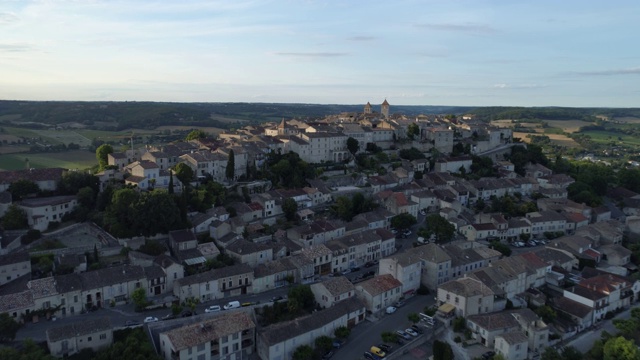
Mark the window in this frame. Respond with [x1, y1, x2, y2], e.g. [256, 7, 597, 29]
[100, 334, 107, 340]
[88, 336, 92, 342]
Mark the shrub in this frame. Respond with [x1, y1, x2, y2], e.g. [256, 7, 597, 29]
[454, 336, 462, 343]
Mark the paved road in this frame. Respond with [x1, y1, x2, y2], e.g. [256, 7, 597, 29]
[568, 307, 633, 353]
[16, 286, 291, 342]
[335, 294, 437, 360]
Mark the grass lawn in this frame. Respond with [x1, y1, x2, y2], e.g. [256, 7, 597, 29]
[582, 130, 640, 147]
[0, 150, 97, 170]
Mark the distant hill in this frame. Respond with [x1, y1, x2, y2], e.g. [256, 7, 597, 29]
[0, 101, 474, 131]
[1, 100, 639, 131]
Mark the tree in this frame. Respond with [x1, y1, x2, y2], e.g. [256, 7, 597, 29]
[424, 214, 455, 243]
[347, 137, 360, 155]
[0, 339, 55, 359]
[314, 335, 333, 353]
[94, 328, 161, 360]
[489, 241, 512, 256]
[95, 144, 113, 170]
[408, 313, 420, 324]
[1, 204, 28, 230]
[77, 186, 96, 209]
[541, 347, 563, 360]
[334, 326, 351, 339]
[282, 198, 298, 221]
[185, 129, 206, 141]
[287, 285, 315, 311]
[381, 331, 398, 344]
[58, 171, 100, 195]
[603, 336, 640, 360]
[7, 179, 40, 200]
[407, 123, 420, 140]
[0, 312, 21, 342]
[535, 305, 557, 323]
[561, 346, 583, 360]
[173, 163, 194, 186]
[391, 213, 417, 230]
[168, 172, 174, 194]
[332, 196, 354, 221]
[226, 149, 235, 181]
[131, 287, 148, 311]
[292, 345, 314, 360]
[433, 340, 454, 360]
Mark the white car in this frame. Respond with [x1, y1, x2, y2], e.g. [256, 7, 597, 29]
[205, 305, 221, 313]
[386, 306, 397, 314]
[405, 328, 419, 337]
[144, 316, 158, 323]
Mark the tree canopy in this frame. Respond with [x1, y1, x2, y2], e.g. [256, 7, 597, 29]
[347, 137, 360, 155]
[7, 179, 40, 201]
[173, 163, 194, 186]
[96, 144, 114, 170]
[391, 213, 417, 230]
[226, 149, 235, 180]
[424, 214, 455, 243]
[1, 204, 28, 230]
[185, 129, 207, 141]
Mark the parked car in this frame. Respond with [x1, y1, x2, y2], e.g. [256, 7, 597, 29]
[386, 306, 397, 314]
[205, 305, 221, 313]
[241, 302, 253, 307]
[410, 325, 424, 334]
[223, 301, 240, 310]
[420, 209, 427, 215]
[403, 229, 412, 236]
[390, 228, 398, 234]
[482, 350, 496, 359]
[395, 338, 405, 345]
[125, 320, 140, 327]
[363, 270, 376, 278]
[322, 350, 334, 359]
[181, 310, 193, 317]
[365, 261, 375, 268]
[405, 328, 419, 337]
[144, 316, 158, 323]
[271, 296, 284, 302]
[363, 351, 380, 360]
[396, 330, 412, 340]
[526, 240, 537, 247]
[350, 266, 361, 272]
[332, 339, 345, 348]
[394, 300, 405, 308]
[378, 344, 393, 353]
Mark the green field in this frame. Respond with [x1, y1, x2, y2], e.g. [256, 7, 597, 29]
[0, 150, 96, 170]
[581, 130, 640, 147]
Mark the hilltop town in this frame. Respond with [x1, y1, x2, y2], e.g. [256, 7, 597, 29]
[1, 100, 640, 360]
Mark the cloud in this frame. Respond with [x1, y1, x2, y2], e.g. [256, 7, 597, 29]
[0, 43, 34, 52]
[347, 36, 376, 41]
[493, 83, 545, 89]
[415, 22, 498, 34]
[576, 67, 640, 76]
[0, 12, 19, 24]
[274, 52, 349, 58]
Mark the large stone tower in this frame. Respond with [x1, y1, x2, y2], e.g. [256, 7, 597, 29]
[381, 99, 389, 118]
[364, 102, 372, 114]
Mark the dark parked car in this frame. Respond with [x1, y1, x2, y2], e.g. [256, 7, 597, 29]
[410, 325, 424, 334]
[394, 300, 405, 308]
[271, 296, 284, 302]
[162, 313, 176, 320]
[378, 344, 393, 352]
[350, 266, 360, 272]
[181, 310, 193, 317]
[363, 351, 380, 360]
[332, 339, 344, 348]
[482, 351, 496, 359]
[322, 350, 334, 359]
[365, 261, 375, 268]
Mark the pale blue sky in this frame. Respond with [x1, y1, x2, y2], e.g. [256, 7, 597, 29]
[1, 0, 639, 107]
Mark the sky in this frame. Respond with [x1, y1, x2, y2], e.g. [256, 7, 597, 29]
[1, 0, 639, 107]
